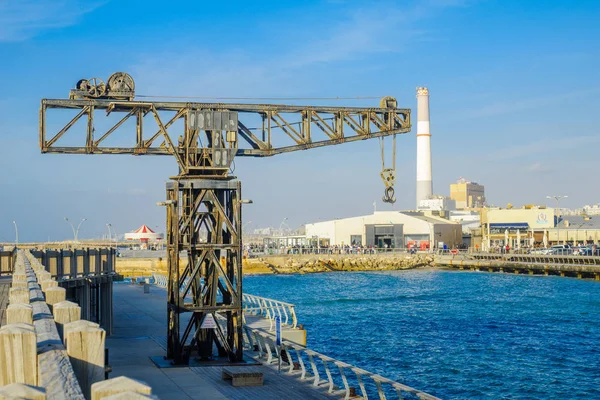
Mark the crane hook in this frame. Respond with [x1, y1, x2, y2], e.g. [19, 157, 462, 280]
[379, 135, 397, 204]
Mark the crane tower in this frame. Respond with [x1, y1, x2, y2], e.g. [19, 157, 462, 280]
[39, 72, 411, 364]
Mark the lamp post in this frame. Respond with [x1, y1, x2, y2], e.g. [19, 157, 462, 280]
[279, 217, 289, 237]
[65, 217, 87, 242]
[547, 195, 568, 245]
[12, 221, 18, 247]
[242, 221, 253, 234]
[106, 223, 113, 242]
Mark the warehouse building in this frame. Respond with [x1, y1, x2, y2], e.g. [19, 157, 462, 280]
[305, 211, 462, 249]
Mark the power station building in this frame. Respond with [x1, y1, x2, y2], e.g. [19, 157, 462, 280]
[305, 211, 462, 249]
[450, 179, 486, 209]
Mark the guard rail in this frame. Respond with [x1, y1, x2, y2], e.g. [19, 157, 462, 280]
[242, 293, 298, 329]
[242, 326, 439, 400]
[152, 273, 298, 329]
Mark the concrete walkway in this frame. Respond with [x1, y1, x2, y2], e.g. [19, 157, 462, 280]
[109, 283, 334, 399]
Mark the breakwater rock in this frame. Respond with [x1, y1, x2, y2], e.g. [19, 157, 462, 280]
[248, 253, 434, 274]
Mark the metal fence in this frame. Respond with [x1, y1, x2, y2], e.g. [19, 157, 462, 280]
[253, 247, 417, 257]
[243, 326, 439, 400]
[242, 293, 298, 329]
[150, 272, 437, 398]
[152, 273, 298, 329]
[27, 248, 117, 279]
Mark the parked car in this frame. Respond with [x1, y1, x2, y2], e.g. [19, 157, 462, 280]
[530, 248, 549, 255]
[550, 245, 572, 255]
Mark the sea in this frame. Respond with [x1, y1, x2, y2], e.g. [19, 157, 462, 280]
[244, 269, 600, 399]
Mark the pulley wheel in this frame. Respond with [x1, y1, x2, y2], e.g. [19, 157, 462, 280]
[87, 78, 106, 97]
[76, 79, 88, 90]
[107, 72, 135, 92]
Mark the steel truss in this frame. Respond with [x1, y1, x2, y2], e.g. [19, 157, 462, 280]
[39, 93, 410, 365]
[166, 179, 243, 363]
[39, 99, 410, 162]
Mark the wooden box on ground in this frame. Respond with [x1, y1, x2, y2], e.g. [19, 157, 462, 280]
[221, 367, 264, 387]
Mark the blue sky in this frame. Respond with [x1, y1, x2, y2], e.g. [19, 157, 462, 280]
[0, 0, 599, 242]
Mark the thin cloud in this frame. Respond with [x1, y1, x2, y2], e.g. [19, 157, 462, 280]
[469, 87, 600, 118]
[526, 162, 554, 174]
[130, 1, 467, 98]
[0, 0, 105, 41]
[488, 135, 600, 161]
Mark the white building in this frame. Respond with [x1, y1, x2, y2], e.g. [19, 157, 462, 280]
[418, 196, 456, 211]
[448, 210, 481, 233]
[305, 211, 462, 249]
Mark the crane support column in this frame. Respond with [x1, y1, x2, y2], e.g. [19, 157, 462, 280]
[166, 179, 243, 364]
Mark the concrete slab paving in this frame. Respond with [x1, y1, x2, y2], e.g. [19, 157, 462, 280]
[108, 282, 334, 399]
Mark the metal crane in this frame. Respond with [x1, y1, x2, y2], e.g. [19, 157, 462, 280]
[39, 72, 411, 365]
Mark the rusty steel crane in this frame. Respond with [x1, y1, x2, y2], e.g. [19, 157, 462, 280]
[39, 73, 411, 365]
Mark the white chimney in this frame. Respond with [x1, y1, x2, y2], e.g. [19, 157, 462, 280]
[416, 87, 433, 208]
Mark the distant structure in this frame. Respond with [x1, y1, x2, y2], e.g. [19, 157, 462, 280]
[416, 87, 433, 208]
[124, 224, 163, 248]
[418, 196, 456, 212]
[450, 178, 486, 209]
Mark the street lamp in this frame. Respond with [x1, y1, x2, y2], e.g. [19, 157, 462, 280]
[106, 223, 113, 242]
[65, 217, 87, 242]
[279, 217, 289, 236]
[12, 221, 18, 247]
[547, 195, 568, 245]
[242, 220, 253, 234]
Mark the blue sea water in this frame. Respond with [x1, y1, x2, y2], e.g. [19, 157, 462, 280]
[244, 270, 600, 399]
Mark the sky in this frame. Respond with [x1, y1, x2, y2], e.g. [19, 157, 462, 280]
[0, 0, 599, 242]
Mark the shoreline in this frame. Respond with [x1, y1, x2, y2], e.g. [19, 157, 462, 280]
[115, 253, 437, 277]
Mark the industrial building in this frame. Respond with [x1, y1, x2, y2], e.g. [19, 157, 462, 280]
[305, 211, 462, 249]
[450, 178, 486, 209]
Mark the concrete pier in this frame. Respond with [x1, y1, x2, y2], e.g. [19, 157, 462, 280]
[435, 253, 600, 278]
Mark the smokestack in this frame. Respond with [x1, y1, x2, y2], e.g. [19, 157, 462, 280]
[416, 87, 433, 208]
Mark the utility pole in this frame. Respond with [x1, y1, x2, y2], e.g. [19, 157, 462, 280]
[547, 195, 568, 245]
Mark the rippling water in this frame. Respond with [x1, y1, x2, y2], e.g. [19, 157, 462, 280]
[244, 270, 600, 399]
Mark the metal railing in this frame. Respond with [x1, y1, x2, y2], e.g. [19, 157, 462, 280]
[437, 252, 600, 266]
[152, 272, 168, 287]
[152, 273, 298, 329]
[242, 293, 298, 329]
[254, 247, 422, 257]
[242, 326, 439, 400]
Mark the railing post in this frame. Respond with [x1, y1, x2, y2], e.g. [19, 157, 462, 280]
[90, 376, 152, 400]
[66, 324, 106, 399]
[0, 383, 46, 399]
[6, 303, 33, 325]
[0, 323, 38, 386]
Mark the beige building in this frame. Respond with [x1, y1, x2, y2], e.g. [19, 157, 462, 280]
[305, 211, 462, 249]
[450, 179, 485, 209]
[479, 207, 555, 249]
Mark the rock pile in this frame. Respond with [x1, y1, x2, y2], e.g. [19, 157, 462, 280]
[259, 254, 434, 274]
